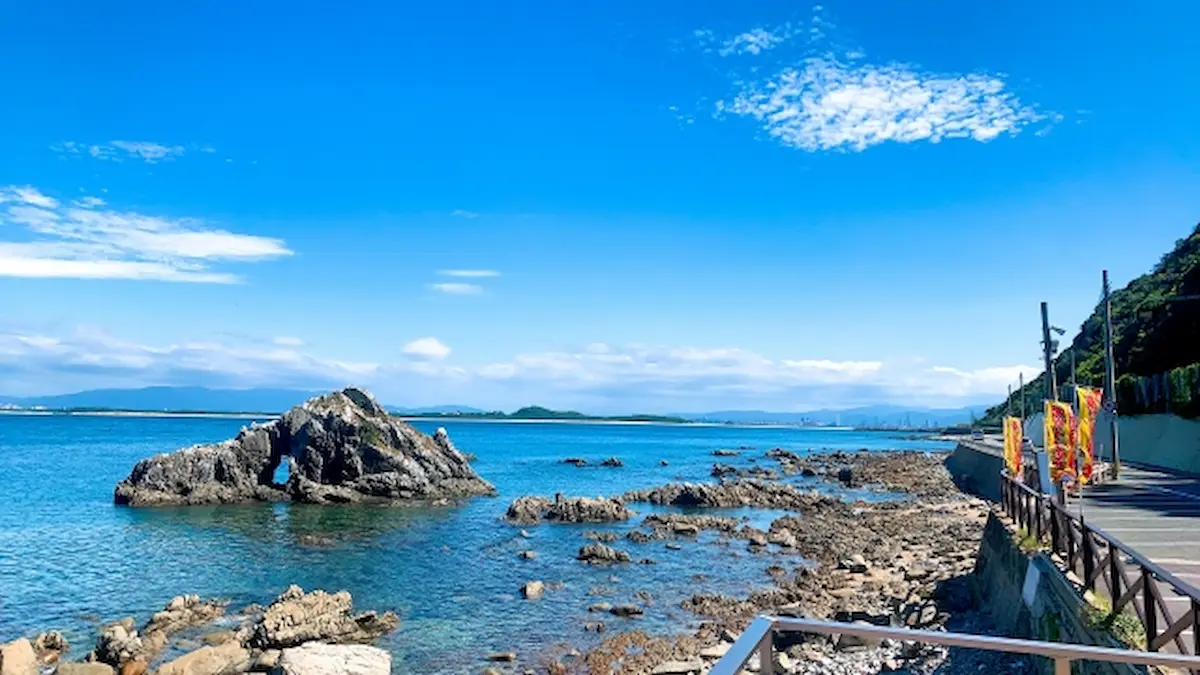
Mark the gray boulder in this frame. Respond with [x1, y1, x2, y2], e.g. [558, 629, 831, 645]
[114, 387, 494, 506]
[578, 543, 631, 564]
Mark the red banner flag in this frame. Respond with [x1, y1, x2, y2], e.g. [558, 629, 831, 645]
[1003, 417, 1023, 476]
[1076, 387, 1103, 484]
[1045, 400, 1076, 483]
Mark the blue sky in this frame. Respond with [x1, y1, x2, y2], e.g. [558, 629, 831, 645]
[0, 0, 1197, 412]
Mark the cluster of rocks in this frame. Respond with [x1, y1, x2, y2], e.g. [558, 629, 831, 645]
[768, 449, 960, 500]
[0, 586, 398, 675]
[113, 387, 495, 506]
[623, 480, 834, 510]
[505, 495, 633, 524]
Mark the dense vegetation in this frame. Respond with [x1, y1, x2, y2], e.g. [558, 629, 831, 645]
[982, 223, 1200, 424]
[399, 406, 690, 424]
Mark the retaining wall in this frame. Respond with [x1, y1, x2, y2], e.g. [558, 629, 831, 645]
[974, 513, 1146, 675]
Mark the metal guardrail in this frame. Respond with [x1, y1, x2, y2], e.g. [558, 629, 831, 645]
[1001, 472, 1200, 655]
[710, 617, 1200, 675]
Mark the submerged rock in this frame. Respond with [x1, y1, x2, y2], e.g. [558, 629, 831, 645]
[114, 387, 494, 506]
[251, 585, 399, 649]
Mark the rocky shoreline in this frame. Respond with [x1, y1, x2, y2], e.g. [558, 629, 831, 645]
[6, 392, 1020, 675]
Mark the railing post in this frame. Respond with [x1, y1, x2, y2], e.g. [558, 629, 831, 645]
[1054, 657, 1071, 675]
[1192, 599, 1198, 657]
[1144, 567, 1158, 650]
[1035, 493, 1044, 542]
[1109, 544, 1121, 601]
[1050, 502, 1061, 553]
[1082, 520, 1096, 592]
[758, 630, 775, 675]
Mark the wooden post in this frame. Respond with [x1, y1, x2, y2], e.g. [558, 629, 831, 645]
[1144, 568, 1158, 650]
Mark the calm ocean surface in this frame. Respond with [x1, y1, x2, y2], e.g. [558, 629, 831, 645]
[0, 415, 952, 673]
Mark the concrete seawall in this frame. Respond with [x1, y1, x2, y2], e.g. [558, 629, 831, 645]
[974, 512, 1145, 674]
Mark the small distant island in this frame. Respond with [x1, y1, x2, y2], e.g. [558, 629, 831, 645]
[396, 405, 691, 424]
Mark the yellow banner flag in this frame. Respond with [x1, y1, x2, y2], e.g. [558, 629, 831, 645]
[1076, 386, 1103, 484]
[1045, 400, 1076, 483]
[1003, 416, 1023, 476]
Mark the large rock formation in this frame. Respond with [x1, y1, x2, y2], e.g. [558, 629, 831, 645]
[114, 387, 495, 506]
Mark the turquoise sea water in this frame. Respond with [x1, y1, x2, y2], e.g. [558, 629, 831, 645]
[0, 415, 952, 673]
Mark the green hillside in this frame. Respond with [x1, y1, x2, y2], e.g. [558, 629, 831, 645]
[982, 223, 1200, 424]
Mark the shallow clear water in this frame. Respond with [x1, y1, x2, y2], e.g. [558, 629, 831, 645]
[0, 415, 951, 673]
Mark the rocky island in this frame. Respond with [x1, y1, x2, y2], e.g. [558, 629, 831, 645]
[113, 387, 495, 506]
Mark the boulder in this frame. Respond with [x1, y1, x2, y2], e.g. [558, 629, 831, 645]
[609, 605, 643, 618]
[145, 595, 225, 637]
[54, 665, 114, 675]
[114, 388, 494, 506]
[118, 660, 147, 675]
[156, 642, 249, 675]
[600, 457, 624, 468]
[275, 643, 390, 675]
[521, 581, 545, 600]
[250, 586, 399, 649]
[31, 631, 67, 664]
[578, 543, 631, 564]
[93, 621, 143, 667]
[486, 652, 517, 662]
[519, 550, 537, 560]
[0, 639, 36, 675]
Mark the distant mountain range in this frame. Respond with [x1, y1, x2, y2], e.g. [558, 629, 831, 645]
[677, 404, 988, 427]
[0, 386, 984, 427]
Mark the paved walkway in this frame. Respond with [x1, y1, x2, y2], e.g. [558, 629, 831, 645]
[1070, 465, 1200, 649]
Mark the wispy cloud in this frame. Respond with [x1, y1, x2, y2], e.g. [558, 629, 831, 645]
[403, 337, 451, 360]
[428, 282, 483, 295]
[439, 269, 500, 278]
[273, 336, 305, 347]
[450, 209, 480, 219]
[718, 57, 1043, 152]
[0, 185, 291, 283]
[718, 26, 794, 56]
[0, 327, 1037, 410]
[53, 141, 203, 164]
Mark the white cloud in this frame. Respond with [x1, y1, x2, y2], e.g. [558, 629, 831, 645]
[715, 56, 1046, 151]
[54, 141, 199, 164]
[439, 269, 500, 278]
[718, 56, 1043, 152]
[74, 196, 107, 208]
[718, 26, 792, 56]
[0, 327, 1036, 410]
[403, 337, 452, 360]
[429, 282, 483, 295]
[273, 336, 305, 347]
[0, 185, 291, 283]
[450, 209, 480, 219]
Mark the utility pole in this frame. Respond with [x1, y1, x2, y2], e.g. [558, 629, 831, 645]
[1103, 270, 1121, 478]
[1019, 372, 1026, 422]
[1041, 301, 1058, 401]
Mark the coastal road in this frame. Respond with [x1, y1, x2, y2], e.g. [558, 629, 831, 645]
[1074, 465, 1200, 649]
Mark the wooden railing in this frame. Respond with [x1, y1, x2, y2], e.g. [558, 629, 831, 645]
[710, 617, 1200, 675]
[1000, 472, 1200, 656]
